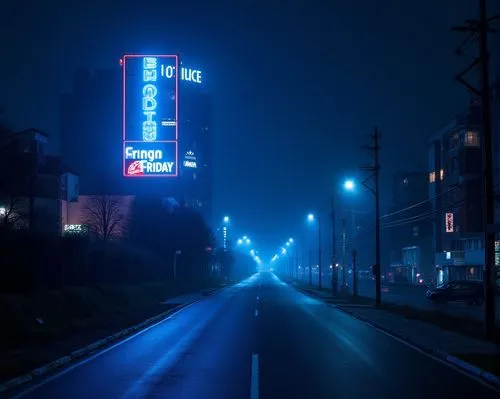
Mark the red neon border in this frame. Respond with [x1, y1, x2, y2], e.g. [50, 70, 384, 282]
[122, 54, 179, 177]
[122, 140, 178, 178]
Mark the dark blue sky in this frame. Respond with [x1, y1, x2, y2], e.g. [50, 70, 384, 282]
[1, 0, 499, 249]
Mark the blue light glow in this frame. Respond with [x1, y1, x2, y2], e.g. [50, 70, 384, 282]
[123, 54, 179, 177]
[142, 57, 158, 141]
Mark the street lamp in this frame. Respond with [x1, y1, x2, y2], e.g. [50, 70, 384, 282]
[331, 178, 358, 295]
[307, 213, 322, 289]
[344, 179, 355, 191]
[223, 216, 230, 223]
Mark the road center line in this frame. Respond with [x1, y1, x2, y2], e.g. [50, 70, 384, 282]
[250, 353, 259, 399]
[255, 309, 259, 317]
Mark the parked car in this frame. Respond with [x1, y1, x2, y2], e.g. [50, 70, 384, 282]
[425, 280, 484, 305]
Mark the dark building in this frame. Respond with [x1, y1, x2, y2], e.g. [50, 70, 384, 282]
[383, 172, 433, 283]
[428, 102, 483, 285]
[0, 129, 79, 234]
[178, 82, 213, 226]
[60, 60, 213, 225]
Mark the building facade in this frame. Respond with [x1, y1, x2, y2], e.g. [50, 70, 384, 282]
[428, 103, 484, 285]
[0, 129, 79, 234]
[384, 172, 433, 284]
[60, 59, 213, 226]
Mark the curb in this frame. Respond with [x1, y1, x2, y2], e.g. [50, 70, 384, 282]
[296, 285, 500, 389]
[338, 305, 500, 389]
[0, 285, 226, 394]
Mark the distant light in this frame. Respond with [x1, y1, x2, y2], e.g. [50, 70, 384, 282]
[286, 242, 290, 247]
[237, 238, 243, 245]
[307, 213, 315, 222]
[281, 248, 287, 255]
[223, 216, 230, 223]
[243, 235, 248, 240]
[344, 179, 355, 191]
[246, 238, 251, 244]
[289, 238, 294, 243]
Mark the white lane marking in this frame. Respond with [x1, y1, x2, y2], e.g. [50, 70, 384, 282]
[250, 353, 259, 399]
[12, 300, 203, 398]
[360, 318, 500, 393]
[255, 309, 259, 317]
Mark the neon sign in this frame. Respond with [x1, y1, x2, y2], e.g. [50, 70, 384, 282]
[183, 150, 197, 169]
[142, 57, 158, 141]
[125, 145, 174, 174]
[160, 65, 202, 84]
[123, 54, 179, 177]
[445, 212, 454, 233]
[64, 224, 88, 235]
[124, 142, 177, 176]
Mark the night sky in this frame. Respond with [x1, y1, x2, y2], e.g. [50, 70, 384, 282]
[1, 0, 499, 250]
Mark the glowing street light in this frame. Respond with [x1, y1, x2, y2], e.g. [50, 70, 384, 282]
[281, 247, 287, 255]
[223, 216, 230, 223]
[307, 213, 315, 222]
[286, 242, 290, 247]
[344, 179, 355, 191]
[289, 238, 294, 243]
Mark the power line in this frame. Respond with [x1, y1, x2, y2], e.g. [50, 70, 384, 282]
[380, 184, 461, 220]
[382, 199, 467, 228]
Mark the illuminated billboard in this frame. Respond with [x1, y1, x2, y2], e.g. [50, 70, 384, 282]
[122, 54, 179, 177]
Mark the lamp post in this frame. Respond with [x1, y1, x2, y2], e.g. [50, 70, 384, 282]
[331, 179, 356, 292]
[307, 213, 322, 289]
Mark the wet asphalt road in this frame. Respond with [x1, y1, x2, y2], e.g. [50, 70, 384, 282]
[9, 272, 499, 399]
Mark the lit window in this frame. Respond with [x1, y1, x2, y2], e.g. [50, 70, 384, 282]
[429, 171, 436, 183]
[464, 131, 480, 147]
[440, 169, 444, 180]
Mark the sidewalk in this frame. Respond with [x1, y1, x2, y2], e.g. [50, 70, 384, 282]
[297, 284, 500, 387]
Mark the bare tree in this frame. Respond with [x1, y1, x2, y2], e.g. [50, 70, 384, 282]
[0, 195, 28, 229]
[84, 195, 127, 241]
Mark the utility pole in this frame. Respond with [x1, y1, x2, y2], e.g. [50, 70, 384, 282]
[360, 127, 382, 307]
[352, 249, 358, 296]
[330, 197, 337, 269]
[342, 218, 347, 290]
[452, 0, 499, 339]
[295, 244, 299, 279]
[330, 197, 339, 295]
[318, 216, 322, 289]
[309, 249, 312, 285]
